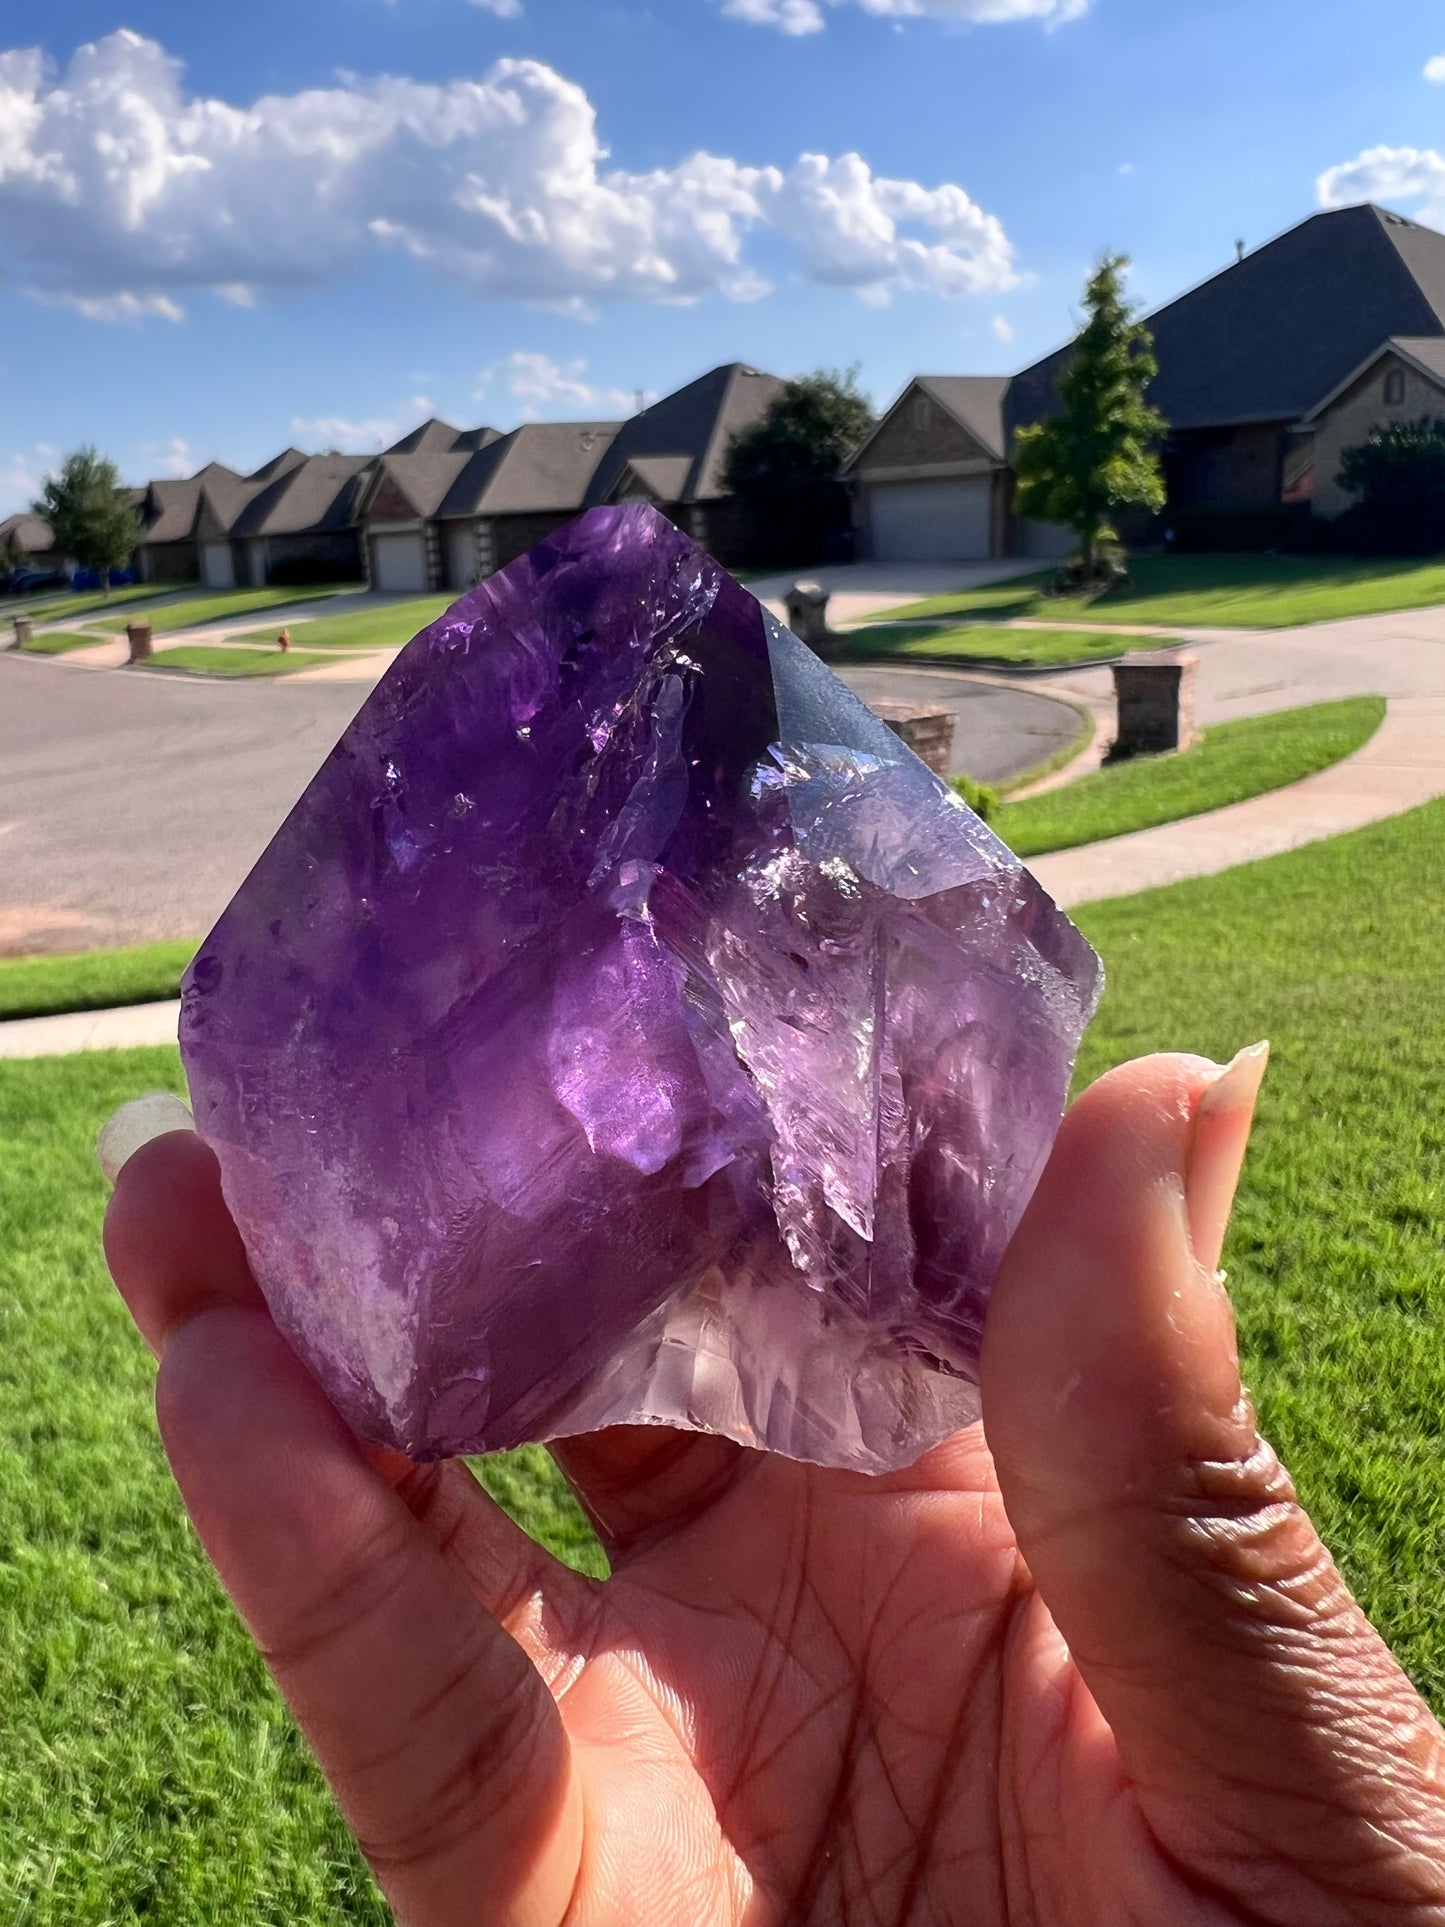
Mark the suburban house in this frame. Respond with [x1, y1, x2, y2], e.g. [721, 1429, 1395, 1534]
[845, 202, 1445, 563]
[0, 511, 58, 571]
[582, 362, 786, 563]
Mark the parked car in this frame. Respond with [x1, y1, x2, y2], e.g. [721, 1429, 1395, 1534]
[4, 569, 65, 596]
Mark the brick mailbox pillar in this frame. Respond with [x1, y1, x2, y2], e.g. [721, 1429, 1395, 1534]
[12, 617, 32, 649]
[868, 699, 957, 778]
[785, 580, 832, 654]
[1111, 650, 1198, 758]
[126, 621, 155, 664]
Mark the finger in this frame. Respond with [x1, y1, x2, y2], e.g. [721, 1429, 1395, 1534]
[105, 1133, 588, 1925]
[983, 1052, 1445, 1911]
[160, 1309, 584, 1927]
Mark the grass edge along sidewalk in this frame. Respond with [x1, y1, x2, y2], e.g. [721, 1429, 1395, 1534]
[7, 794, 1445, 1919]
[991, 696, 1386, 857]
[870, 552, 1445, 631]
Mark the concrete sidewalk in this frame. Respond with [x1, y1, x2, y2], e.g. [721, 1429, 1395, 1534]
[1030, 694, 1445, 908]
[0, 998, 181, 1060]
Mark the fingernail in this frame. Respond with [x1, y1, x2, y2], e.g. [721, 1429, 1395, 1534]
[1186, 1043, 1269, 1275]
[96, 1093, 196, 1185]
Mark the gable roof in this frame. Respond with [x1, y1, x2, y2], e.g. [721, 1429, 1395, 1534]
[1301, 333, 1445, 422]
[606, 454, 695, 503]
[584, 364, 785, 508]
[386, 418, 463, 455]
[231, 454, 373, 538]
[844, 375, 1009, 473]
[0, 512, 53, 554]
[438, 422, 621, 518]
[364, 451, 475, 520]
[1009, 203, 1445, 439]
[137, 462, 243, 545]
[248, 447, 308, 485]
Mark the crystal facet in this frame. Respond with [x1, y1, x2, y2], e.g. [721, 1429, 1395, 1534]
[180, 504, 1103, 1473]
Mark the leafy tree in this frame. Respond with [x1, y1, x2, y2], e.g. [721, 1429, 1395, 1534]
[724, 368, 877, 564]
[33, 447, 140, 592]
[1014, 255, 1167, 577]
[1336, 416, 1445, 554]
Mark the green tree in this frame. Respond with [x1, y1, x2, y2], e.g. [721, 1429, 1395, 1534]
[1014, 255, 1167, 577]
[33, 447, 140, 592]
[1337, 416, 1445, 554]
[724, 367, 877, 564]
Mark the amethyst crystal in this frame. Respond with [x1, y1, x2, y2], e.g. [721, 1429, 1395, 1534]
[181, 505, 1102, 1473]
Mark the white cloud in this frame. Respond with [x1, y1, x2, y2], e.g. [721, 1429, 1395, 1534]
[0, 31, 1018, 316]
[470, 0, 523, 12]
[291, 414, 399, 451]
[142, 436, 194, 477]
[409, 393, 434, 413]
[0, 450, 46, 517]
[1118, 161, 1136, 176]
[990, 312, 1013, 341]
[1317, 144, 1445, 227]
[480, 351, 636, 416]
[719, 0, 1087, 29]
[1426, 54, 1445, 83]
[723, 0, 826, 31]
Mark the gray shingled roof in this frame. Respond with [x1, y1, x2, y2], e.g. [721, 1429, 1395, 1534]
[585, 364, 784, 508]
[0, 512, 53, 554]
[611, 455, 694, 502]
[138, 462, 243, 545]
[918, 377, 1010, 461]
[1009, 204, 1445, 440]
[247, 447, 308, 485]
[438, 423, 621, 518]
[232, 454, 373, 538]
[367, 452, 475, 519]
[386, 419, 463, 456]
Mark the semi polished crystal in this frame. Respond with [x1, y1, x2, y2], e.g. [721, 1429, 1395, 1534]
[180, 504, 1102, 1473]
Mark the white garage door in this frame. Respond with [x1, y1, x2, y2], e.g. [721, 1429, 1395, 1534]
[372, 532, 428, 594]
[869, 478, 993, 563]
[201, 542, 235, 589]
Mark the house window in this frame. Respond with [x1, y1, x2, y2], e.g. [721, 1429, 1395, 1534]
[1385, 368, 1406, 405]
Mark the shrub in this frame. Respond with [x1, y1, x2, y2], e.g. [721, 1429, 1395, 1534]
[952, 774, 999, 822]
[1335, 417, 1445, 555]
[1165, 506, 1312, 553]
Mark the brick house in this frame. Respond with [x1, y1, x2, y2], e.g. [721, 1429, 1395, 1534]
[844, 203, 1445, 562]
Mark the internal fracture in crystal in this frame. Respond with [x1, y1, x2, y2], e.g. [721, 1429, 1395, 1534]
[180, 504, 1103, 1473]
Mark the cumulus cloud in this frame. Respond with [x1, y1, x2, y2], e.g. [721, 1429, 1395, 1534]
[0, 444, 58, 517]
[142, 437, 194, 477]
[990, 312, 1013, 341]
[470, 0, 523, 12]
[721, 0, 1086, 30]
[0, 31, 1017, 317]
[1317, 144, 1445, 227]
[1426, 54, 1445, 83]
[292, 414, 400, 451]
[482, 351, 637, 416]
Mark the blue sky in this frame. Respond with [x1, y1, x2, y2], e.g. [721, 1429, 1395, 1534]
[4, 0, 1445, 512]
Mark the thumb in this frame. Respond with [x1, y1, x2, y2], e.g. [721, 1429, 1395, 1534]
[983, 1052, 1445, 1908]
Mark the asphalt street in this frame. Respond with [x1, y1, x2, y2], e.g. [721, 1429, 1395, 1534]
[0, 653, 1081, 951]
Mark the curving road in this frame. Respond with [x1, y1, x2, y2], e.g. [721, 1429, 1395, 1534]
[0, 652, 1082, 953]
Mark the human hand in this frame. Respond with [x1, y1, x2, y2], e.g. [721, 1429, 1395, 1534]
[103, 1052, 1445, 1926]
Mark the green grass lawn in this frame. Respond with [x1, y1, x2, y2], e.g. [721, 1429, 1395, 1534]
[233, 595, 456, 653]
[5, 796, 1445, 1918]
[96, 584, 352, 636]
[0, 942, 198, 1023]
[8, 583, 182, 625]
[855, 621, 1144, 667]
[993, 696, 1385, 857]
[873, 552, 1445, 630]
[144, 646, 353, 678]
[18, 631, 113, 655]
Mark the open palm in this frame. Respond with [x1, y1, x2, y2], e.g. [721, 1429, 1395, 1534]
[105, 1054, 1445, 1926]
